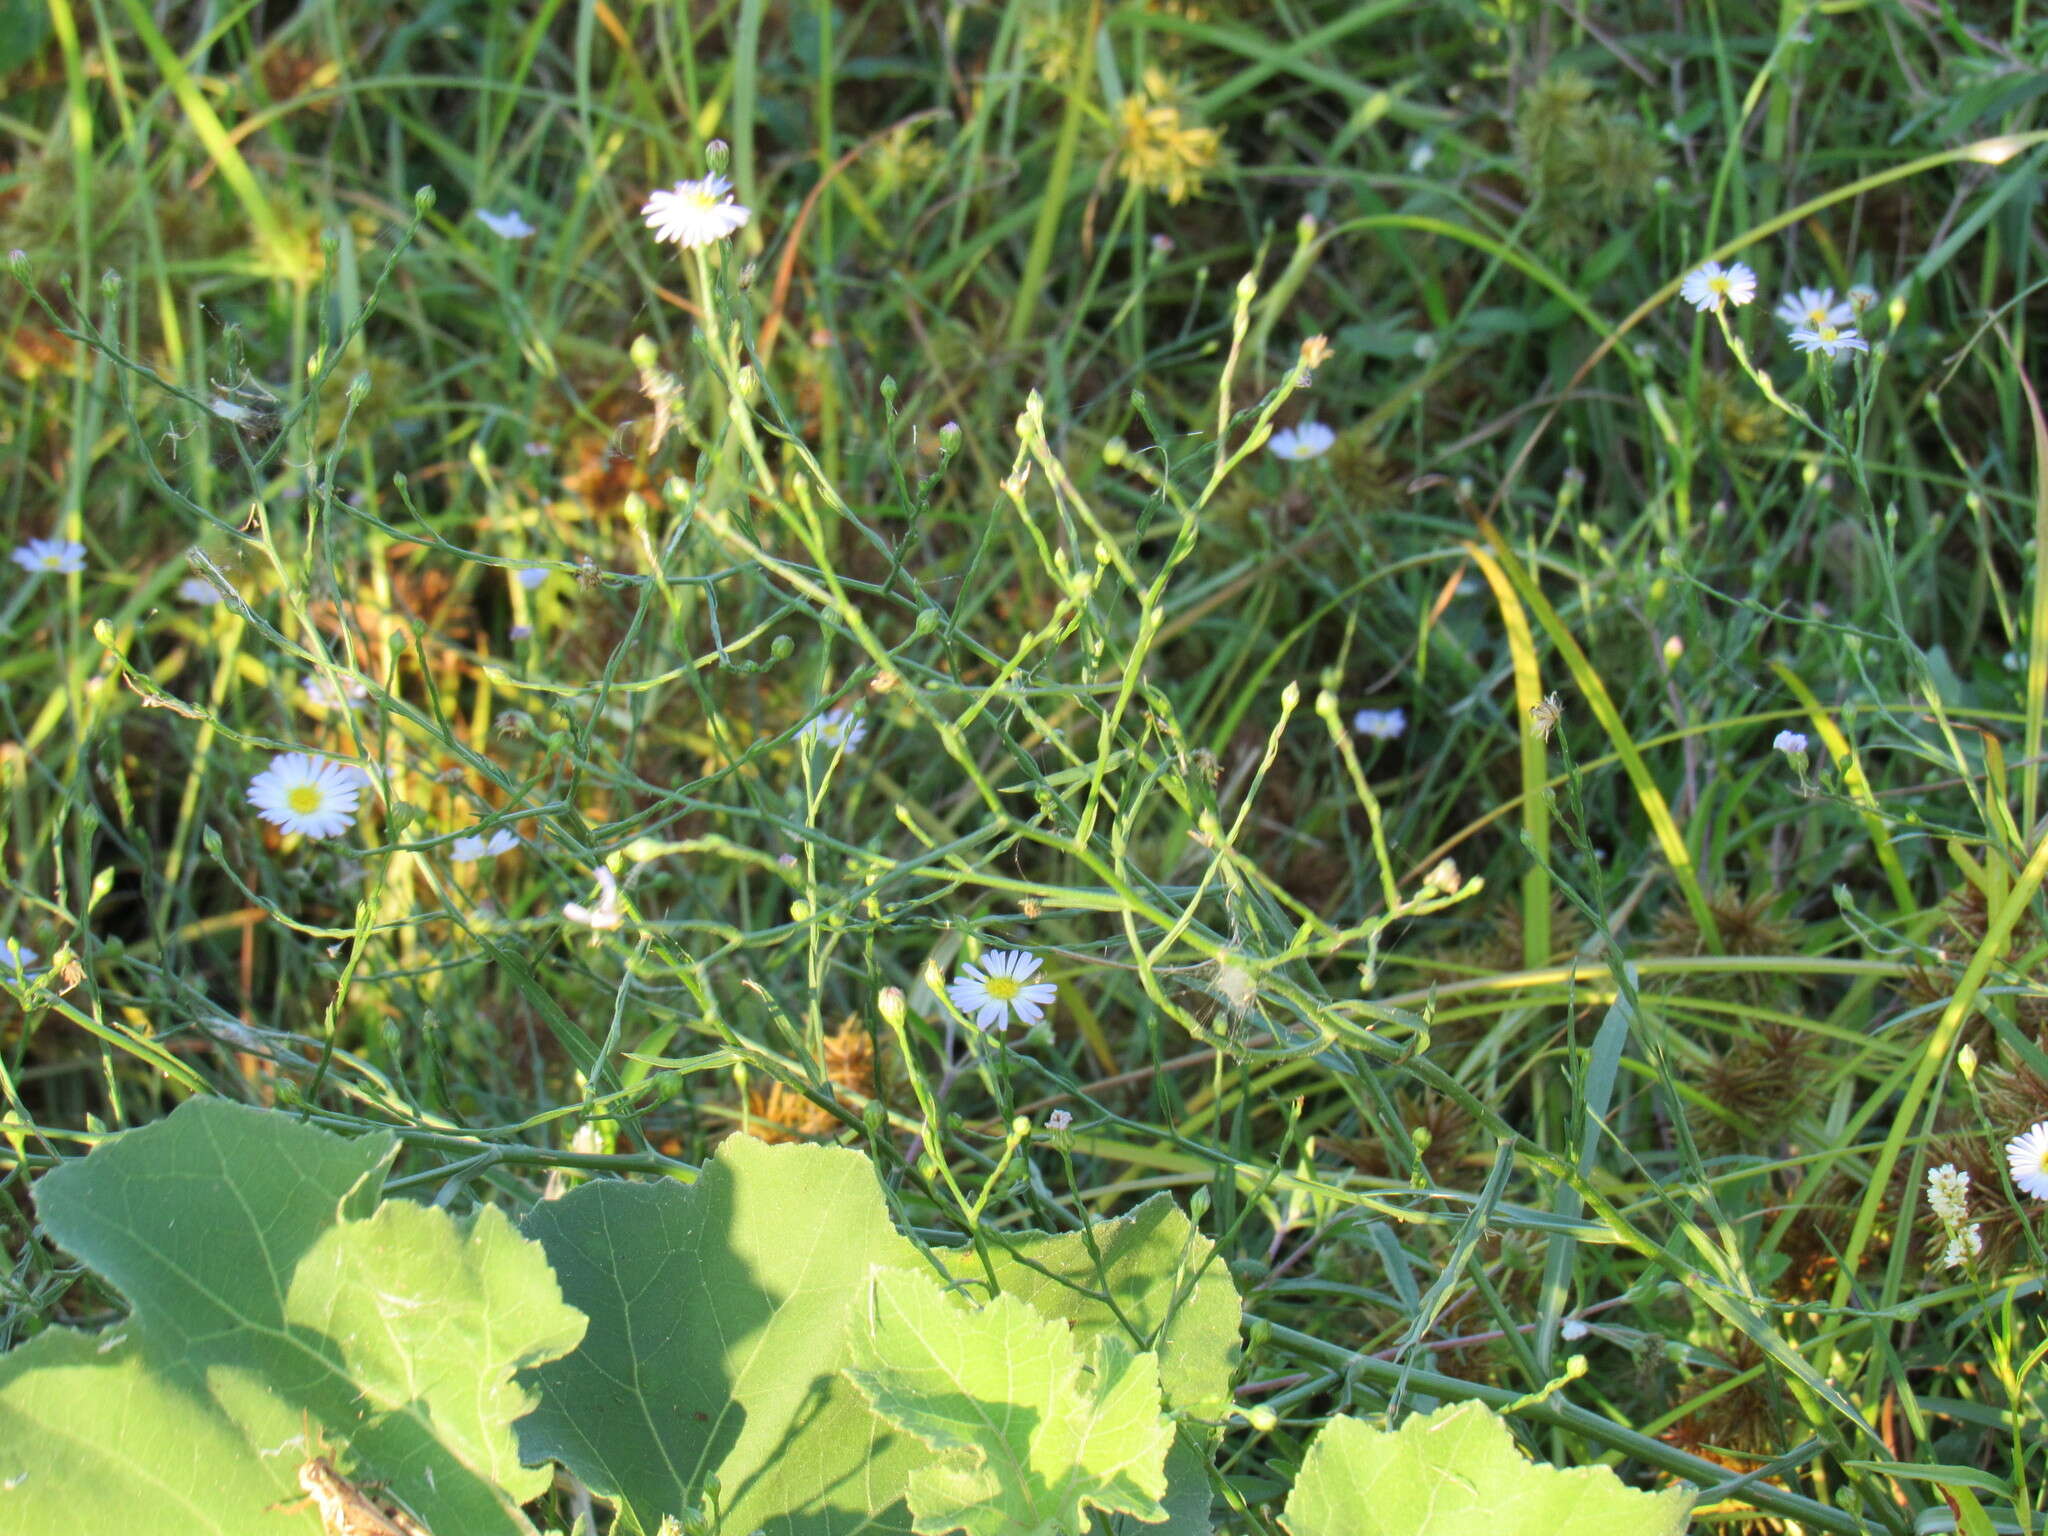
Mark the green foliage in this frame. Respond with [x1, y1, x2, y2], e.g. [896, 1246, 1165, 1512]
[846, 1266, 1175, 1536]
[1283, 1404, 1695, 1536]
[519, 1134, 931, 1536]
[0, 1099, 585, 1534]
[8, 0, 2048, 1530]
[942, 1195, 1238, 1536]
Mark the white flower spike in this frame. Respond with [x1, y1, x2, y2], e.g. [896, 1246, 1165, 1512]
[799, 707, 869, 753]
[451, 828, 520, 862]
[1926, 1163, 1971, 1227]
[1940, 1224, 1984, 1270]
[1679, 261, 1758, 313]
[475, 208, 537, 240]
[946, 949, 1058, 1033]
[1268, 421, 1336, 461]
[247, 753, 366, 840]
[1352, 707, 1407, 741]
[13, 537, 86, 575]
[2008, 1121, 2048, 1201]
[642, 175, 751, 249]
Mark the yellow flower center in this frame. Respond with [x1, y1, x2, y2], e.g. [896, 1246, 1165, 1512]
[287, 784, 326, 815]
[983, 974, 1022, 1003]
[1706, 276, 1731, 296]
[38, 555, 63, 569]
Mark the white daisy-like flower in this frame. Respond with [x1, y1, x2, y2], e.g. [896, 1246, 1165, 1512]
[303, 672, 370, 712]
[1558, 1318, 1590, 1342]
[564, 868, 623, 931]
[946, 949, 1058, 1033]
[246, 753, 367, 840]
[1, 939, 39, 974]
[1352, 707, 1407, 741]
[798, 707, 869, 753]
[451, 828, 520, 862]
[475, 208, 536, 240]
[641, 175, 751, 249]
[1772, 729, 1809, 756]
[178, 575, 227, 605]
[1678, 260, 1758, 313]
[1926, 1163, 1971, 1227]
[1788, 323, 1869, 360]
[1267, 421, 1336, 461]
[1774, 287, 1854, 332]
[1045, 1108, 1073, 1132]
[515, 565, 549, 590]
[13, 537, 86, 575]
[1940, 1224, 1983, 1270]
[2007, 1121, 2048, 1200]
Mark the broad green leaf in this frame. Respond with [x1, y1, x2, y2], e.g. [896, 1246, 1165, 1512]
[1282, 1403, 1694, 1536]
[948, 1194, 1239, 1536]
[845, 1265, 1175, 1536]
[520, 1133, 931, 1536]
[0, 1098, 586, 1535]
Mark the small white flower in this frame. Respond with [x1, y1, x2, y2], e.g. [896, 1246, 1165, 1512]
[1407, 140, 1436, 173]
[798, 707, 868, 753]
[1678, 260, 1758, 313]
[1926, 1163, 1971, 1227]
[1, 939, 39, 974]
[1558, 1318, 1590, 1342]
[13, 537, 86, 575]
[475, 208, 537, 240]
[1772, 730, 1809, 757]
[246, 753, 367, 840]
[1939, 1224, 1983, 1270]
[2007, 1121, 2048, 1201]
[564, 868, 623, 931]
[1045, 1109, 1073, 1132]
[178, 576, 227, 605]
[641, 175, 751, 249]
[1774, 287, 1854, 332]
[946, 949, 1058, 1032]
[1267, 421, 1336, 461]
[1352, 707, 1407, 742]
[1788, 323, 1869, 360]
[2005, 651, 2026, 673]
[451, 828, 520, 862]
[303, 672, 370, 712]
[515, 565, 549, 590]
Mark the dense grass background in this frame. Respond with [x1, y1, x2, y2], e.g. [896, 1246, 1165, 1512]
[5, 0, 2048, 1528]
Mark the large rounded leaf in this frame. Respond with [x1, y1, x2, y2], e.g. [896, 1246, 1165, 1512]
[520, 1134, 933, 1536]
[0, 1099, 586, 1535]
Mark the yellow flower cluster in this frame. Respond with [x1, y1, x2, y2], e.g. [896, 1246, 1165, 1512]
[1115, 71, 1222, 205]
